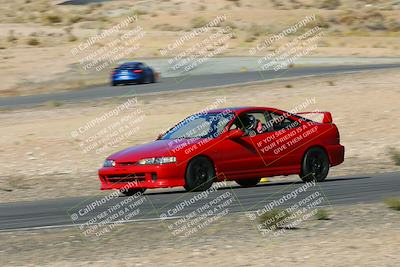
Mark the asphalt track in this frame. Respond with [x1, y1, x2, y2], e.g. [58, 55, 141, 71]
[0, 172, 399, 232]
[1, 63, 400, 108]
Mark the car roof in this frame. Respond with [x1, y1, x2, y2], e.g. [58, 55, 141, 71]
[119, 62, 142, 67]
[207, 106, 274, 114]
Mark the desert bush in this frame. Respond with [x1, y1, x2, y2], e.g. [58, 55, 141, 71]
[306, 15, 330, 29]
[388, 147, 400, 166]
[197, 5, 206, 11]
[248, 23, 265, 37]
[153, 24, 185, 31]
[314, 0, 341, 10]
[68, 15, 83, 24]
[191, 16, 208, 28]
[222, 21, 237, 29]
[227, 0, 241, 6]
[244, 35, 257, 43]
[386, 18, 400, 32]
[365, 11, 386, 30]
[258, 209, 291, 230]
[68, 34, 78, 42]
[27, 38, 40, 46]
[43, 14, 62, 24]
[339, 10, 387, 31]
[7, 30, 17, 43]
[135, 9, 148, 16]
[384, 198, 400, 211]
[47, 100, 62, 107]
[315, 209, 330, 220]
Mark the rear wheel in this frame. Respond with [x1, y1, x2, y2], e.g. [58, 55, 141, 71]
[300, 147, 330, 182]
[120, 188, 146, 196]
[235, 178, 261, 187]
[184, 156, 215, 192]
[111, 81, 117, 86]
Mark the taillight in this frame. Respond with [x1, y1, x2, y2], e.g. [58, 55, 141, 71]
[133, 69, 143, 73]
[112, 71, 116, 75]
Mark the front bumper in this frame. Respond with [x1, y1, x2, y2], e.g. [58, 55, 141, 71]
[98, 163, 185, 190]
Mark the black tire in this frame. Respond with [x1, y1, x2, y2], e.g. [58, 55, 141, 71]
[151, 73, 156, 83]
[143, 74, 150, 84]
[300, 147, 330, 182]
[111, 81, 117, 86]
[235, 178, 261, 187]
[120, 188, 146, 196]
[184, 156, 215, 192]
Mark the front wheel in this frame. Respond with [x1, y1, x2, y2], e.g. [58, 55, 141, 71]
[120, 188, 146, 196]
[184, 156, 215, 192]
[235, 178, 261, 187]
[300, 147, 330, 182]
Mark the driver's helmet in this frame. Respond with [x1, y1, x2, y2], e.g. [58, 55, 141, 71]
[241, 114, 257, 130]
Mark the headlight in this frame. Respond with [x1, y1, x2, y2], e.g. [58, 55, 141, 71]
[137, 157, 176, 165]
[103, 159, 115, 167]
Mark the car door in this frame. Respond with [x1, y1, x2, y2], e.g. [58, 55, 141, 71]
[213, 111, 268, 179]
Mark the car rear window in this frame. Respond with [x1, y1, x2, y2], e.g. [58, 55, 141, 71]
[119, 64, 140, 70]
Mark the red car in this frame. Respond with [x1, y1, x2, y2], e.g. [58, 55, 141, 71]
[98, 107, 344, 195]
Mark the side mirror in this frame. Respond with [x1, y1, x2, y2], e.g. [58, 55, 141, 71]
[228, 129, 244, 139]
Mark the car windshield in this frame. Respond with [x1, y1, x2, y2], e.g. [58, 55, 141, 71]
[161, 112, 234, 140]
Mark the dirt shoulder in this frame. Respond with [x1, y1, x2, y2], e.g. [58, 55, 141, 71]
[0, 69, 399, 203]
[1, 0, 400, 96]
[0, 203, 399, 266]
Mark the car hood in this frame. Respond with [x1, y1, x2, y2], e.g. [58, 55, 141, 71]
[108, 138, 201, 163]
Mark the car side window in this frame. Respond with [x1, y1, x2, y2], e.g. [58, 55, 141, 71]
[229, 112, 268, 135]
[266, 111, 300, 132]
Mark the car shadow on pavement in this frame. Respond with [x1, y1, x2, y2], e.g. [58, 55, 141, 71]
[143, 176, 372, 196]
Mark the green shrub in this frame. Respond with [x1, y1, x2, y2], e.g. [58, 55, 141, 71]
[388, 148, 400, 166]
[46, 100, 62, 107]
[384, 198, 400, 211]
[315, 209, 330, 220]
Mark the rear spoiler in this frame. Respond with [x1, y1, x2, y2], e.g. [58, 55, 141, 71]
[296, 111, 333, 124]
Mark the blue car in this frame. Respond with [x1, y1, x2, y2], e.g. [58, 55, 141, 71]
[111, 62, 157, 86]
